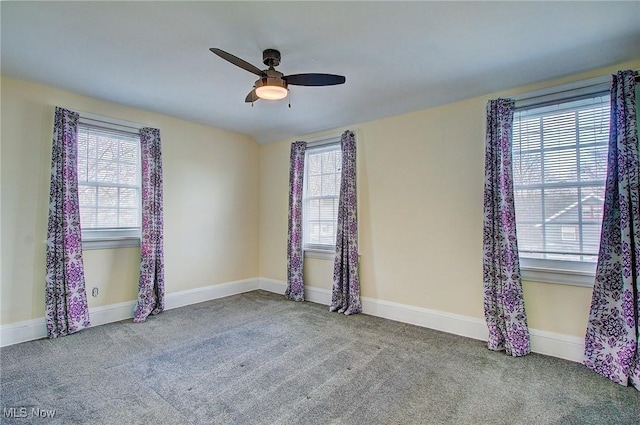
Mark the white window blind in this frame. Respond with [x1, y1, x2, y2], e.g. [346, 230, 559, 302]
[77, 123, 141, 244]
[303, 143, 342, 250]
[513, 94, 610, 266]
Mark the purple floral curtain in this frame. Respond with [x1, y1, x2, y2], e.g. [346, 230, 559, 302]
[285, 141, 307, 301]
[330, 130, 362, 315]
[45, 107, 91, 338]
[134, 128, 165, 322]
[584, 70, 639, 389]
[482, 99, 530, 357]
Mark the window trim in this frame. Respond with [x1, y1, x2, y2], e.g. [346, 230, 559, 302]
[75, 111, 146, 250]
[513, 75, 611, 109]
[512, 77, 612, 287]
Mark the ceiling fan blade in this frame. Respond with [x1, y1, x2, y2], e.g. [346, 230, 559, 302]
[245, 89, 259, 103]
[210, 48, 264, 77]
[284, 73, 346, 86]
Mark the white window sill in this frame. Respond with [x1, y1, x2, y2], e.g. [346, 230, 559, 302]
[82, 237, 140, 250]
[304, 249, 335, 260]
[519, 258, 595, 287]
[521, 266, 595, 287]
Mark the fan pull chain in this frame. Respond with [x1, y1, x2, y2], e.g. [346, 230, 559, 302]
[288, 89, 291, 108]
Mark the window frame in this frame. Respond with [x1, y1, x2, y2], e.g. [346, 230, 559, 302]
[302, 135, 343, 258]
[512, 76, 612, 287]
[76, 112, 145, 250]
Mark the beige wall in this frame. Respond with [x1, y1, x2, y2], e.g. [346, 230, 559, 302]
[259, 59, 640, 338]
[1, 76, 259, 325]
[3, 60, 639, 337]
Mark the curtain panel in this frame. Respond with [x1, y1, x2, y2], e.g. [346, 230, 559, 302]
[482, 99, 530, 357]
[330, 130, 362, 315]
[45, 107, 91, 338]
[285, 141, 307, 301]
[134, 127, 166, 322]
[584, 70, 640, 389]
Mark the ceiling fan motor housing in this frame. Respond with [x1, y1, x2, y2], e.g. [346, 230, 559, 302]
[255, 75, 288, 91]
[255, 69, 287, 91]
[254, 67, 288, 100]
[262, 49, 281, 67]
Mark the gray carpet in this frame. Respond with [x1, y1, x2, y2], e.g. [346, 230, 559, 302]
[1, 290, 639, 424]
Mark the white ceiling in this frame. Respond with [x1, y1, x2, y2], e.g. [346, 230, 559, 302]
[2, 1, 639, 144]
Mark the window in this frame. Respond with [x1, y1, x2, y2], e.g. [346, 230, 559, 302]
[303, 142, 342, 253]
[77, 120, 141, 249]
[512, 92, 610, 285]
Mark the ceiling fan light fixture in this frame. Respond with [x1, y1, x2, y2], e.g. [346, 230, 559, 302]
[255, 77, 288, 100]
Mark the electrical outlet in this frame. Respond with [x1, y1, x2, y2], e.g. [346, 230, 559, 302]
[92, 287, 99, 297]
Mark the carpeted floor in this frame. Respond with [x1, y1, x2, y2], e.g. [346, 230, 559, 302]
[1, 290, 639, 424]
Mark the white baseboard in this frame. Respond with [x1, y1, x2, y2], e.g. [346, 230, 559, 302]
[0, 277, 260, 347]
[276, 283, 488, 341]
[258, 277, 286, 295]
[90, 300, 137, 326]
[0, 276, 586, 363]
[258, 278, 329, 305]
[303, 285, 331, 305]
[257, 279, 585, 363]
[0, 300, 141, 347]
[529, 328, 585, 362]
[164, 278, 259, 310]
[0, 317, 47, 348]
[362, 295, 489, 342]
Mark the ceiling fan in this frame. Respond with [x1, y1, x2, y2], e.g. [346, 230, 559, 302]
[210, 48, 346, 103]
